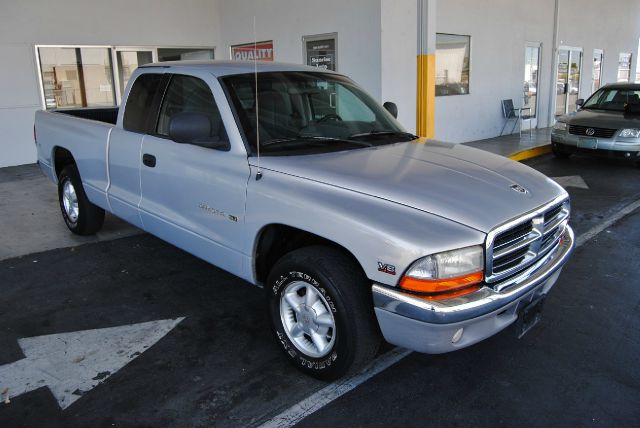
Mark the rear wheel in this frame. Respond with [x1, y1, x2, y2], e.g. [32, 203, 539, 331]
[266, 245, 380, 380]
[58, 165, 105, 235]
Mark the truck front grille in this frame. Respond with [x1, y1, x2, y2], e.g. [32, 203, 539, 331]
[568, 125, 616, 139]
[486, 198, 570, 283]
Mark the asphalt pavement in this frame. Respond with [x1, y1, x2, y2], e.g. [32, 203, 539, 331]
[1, 153, 639, 427]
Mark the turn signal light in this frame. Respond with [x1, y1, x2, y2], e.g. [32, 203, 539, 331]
[399, 271, 483, 300]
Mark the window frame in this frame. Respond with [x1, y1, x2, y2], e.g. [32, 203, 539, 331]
[435, 33, 471, 97]
[149, 73, 231, 151]
[122, 72, 169, 134]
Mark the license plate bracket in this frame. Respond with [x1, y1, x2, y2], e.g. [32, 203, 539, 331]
[578, 137, 597, 149]
[514, 295, 546, 339]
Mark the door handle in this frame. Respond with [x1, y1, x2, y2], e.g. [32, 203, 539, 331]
[142, 153, 156, 168]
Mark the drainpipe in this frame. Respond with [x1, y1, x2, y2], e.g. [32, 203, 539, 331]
[417, 0, 436, 138]
[548, 0, 560, 126]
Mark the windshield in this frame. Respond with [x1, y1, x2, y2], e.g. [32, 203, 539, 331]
[220, 71, 415, 155]
[582, 87, 640, 112]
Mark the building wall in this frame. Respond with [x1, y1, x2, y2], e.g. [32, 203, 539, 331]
[434, 0, 557, 142]
[556, 0, 640, 95]
[216, 0, 382, 100]
[434, 0, 640, 143]
[380, 0, 418, 132]
[0, 0, 221, 167]
[2, 0, 640, 167]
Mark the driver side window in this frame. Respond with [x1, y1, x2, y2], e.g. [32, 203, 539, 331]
[156, 74, 228, 143]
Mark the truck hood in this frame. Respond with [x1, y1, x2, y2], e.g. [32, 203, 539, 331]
[253, 140, 566, 233]
[562, 109, 640, 128]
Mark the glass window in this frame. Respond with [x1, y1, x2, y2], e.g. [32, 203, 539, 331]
[157, 48, 214, 62]
[123, 73, 164, 133]
[221, 71, 410, 156]
[435, 34, 470, 96]
[38, 47, 115, 109]
[618, 53, 632, 82]
[524, 45, 540, 117]
[157, 74, 226, 142]
[592, 50, 604, 93]
[582, 87, 640, 111]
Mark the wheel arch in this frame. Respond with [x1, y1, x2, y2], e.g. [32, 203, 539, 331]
[253, 223, 366, 286]
[52, 146, 76, 179]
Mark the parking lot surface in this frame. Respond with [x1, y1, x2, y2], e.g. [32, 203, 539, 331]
[1, 154, 639, 427]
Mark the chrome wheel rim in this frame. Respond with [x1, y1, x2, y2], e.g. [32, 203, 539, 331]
[279, 280, 336, 358]
[62, 180, 79, 222]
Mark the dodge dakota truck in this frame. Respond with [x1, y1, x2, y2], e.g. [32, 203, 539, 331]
[35, 60, 574, 379]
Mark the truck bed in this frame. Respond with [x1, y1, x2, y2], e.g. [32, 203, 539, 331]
[52, 107, 119, 125]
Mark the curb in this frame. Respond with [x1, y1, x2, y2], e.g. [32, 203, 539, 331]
[508, 144, 551, 161]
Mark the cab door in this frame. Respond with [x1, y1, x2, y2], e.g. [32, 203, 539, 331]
[138, 71, 250, 275]
[107, 71, 165, 228]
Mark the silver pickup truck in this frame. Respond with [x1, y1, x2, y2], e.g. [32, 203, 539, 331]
[35, 61, 574, 379]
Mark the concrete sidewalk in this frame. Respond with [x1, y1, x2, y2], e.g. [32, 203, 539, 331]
[463, 127, 552, 161]
[0, 164, 140, 261]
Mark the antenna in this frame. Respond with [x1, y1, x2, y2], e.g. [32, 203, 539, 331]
[254, 16, 262, 181]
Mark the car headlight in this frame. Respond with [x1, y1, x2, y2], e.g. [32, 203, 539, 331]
[619, 128, 640, 138]
[400, 245, 484, 299]
[553, 122, 567, 131]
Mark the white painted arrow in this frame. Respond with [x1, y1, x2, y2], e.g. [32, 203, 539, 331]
[551, 175, 589, 190]
[0, 317, 184, 409]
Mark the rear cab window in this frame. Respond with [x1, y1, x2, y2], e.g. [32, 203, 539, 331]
[123, 73, 165, 133]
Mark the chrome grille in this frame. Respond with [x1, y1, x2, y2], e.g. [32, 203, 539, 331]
[568, 125, 616, 138]
[485, 197, 570, 284]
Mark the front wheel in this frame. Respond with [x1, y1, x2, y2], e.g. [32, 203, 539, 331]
[266, 246, 381, 380]
[58, 165, 105, 235]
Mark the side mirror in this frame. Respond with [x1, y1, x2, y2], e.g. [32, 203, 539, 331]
[576, 98, 584, 108]
[168, 112, 228, 150]
[383, 101, 398, 119]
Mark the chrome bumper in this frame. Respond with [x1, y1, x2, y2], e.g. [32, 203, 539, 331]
[551, 131, 640, 153]
[372, 226, 574, 354]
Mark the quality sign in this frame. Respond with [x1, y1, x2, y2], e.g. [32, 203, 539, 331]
[231, 41, 274, 61]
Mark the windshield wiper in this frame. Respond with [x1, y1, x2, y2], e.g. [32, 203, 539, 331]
[348, 130, 419, 140]
[262, 136, 372, 147]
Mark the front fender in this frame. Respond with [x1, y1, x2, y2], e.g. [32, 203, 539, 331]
[244, 167, 485, 286]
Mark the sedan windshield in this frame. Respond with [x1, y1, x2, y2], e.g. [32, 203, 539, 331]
[582, 87, 640, 112]
[220, 71, 415, 155]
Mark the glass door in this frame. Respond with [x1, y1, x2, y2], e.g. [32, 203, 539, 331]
[114, 48, 156, 102]
[524, 43, 541, 128]
[555, 48, 582, 116]
[592, 49, 604, 94]
[567, 50, 582, 113]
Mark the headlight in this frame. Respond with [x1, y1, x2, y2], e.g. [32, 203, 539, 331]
[400, 245, 484, 299]
[553, 122, 567, 131]
[619, 128, 640, 138]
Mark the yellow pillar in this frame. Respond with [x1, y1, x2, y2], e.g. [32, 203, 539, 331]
[416, 0, 436, 139]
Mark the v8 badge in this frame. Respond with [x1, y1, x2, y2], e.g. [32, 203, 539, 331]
[377, 262, 396, 275]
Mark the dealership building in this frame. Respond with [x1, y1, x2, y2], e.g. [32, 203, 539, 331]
[2, 0, 640, 168]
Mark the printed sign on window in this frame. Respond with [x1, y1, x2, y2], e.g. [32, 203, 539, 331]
[230, 41, 274, 61]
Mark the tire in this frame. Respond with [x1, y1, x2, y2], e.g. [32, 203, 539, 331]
[58, 164, 105, 235]
[552, 144, 571, 159]
[266, 245, 381, 380]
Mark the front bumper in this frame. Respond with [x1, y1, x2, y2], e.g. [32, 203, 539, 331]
[372, 226, 574, 354]
[551, 130, 640, 158]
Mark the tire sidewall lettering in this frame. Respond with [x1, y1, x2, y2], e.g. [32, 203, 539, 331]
[271, 269, 341, 371]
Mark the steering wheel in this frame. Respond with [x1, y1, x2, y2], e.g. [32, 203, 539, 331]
[317, 113, 343, 123]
